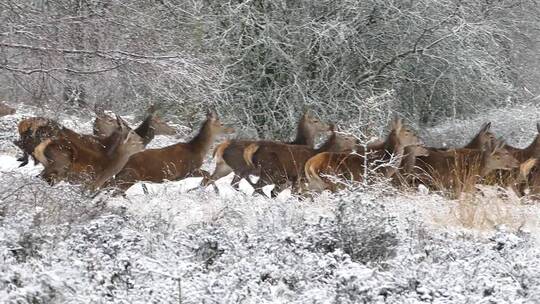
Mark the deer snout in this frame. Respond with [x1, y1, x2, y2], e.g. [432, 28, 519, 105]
[222, 126, 235, 134]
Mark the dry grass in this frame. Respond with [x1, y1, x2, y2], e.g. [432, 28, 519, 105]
[447, 186, 528, 231]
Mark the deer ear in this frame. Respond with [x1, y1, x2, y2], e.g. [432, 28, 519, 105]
[94, 103, 105, 116]
[302, 109, 312, 119]
[490, 139, 505, 155]
[147, 103, 158, 114]
[392, 116, 402, 132]
[480, 122, 491, 133]
[115, 114, 123, 129]
[207, 109, 218, 120]
[328, 123, 336, 132]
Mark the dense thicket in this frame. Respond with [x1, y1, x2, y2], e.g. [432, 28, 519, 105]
[1, 0, 539, 137]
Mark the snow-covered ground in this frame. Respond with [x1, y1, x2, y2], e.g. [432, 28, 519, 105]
[1, 104, 540, 303]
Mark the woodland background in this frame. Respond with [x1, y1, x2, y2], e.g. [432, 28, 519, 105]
[2, 0, 539, 139]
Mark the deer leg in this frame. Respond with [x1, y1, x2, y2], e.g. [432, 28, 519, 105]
[17, 152, 29, 167]
[230, 174, 243, 189]
[204, 161, 234, 187]
[142, 183, 149, 195]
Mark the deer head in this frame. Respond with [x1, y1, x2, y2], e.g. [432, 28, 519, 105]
[207, 109, 235, 136]
[92, 118, 145, 190]
[328, 124, 358, 152]
[482, 140, 519, 175]
[151, 116, 177, 135]
[465, 122, 496, 149]
[391, 117, 422, 147]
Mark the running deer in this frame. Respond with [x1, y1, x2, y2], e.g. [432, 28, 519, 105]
[241, 124, 358, 196]
[112, 110, 233, 191]
[93, 104, 176, 144]
[34, 116, 145, 190]
[408, 141, 519, 197]
[304, 117, 421, 192]
[14, 117, 64, 167]
[203, 111, 331, 187]
[14, 115, 133, 167]
[0, 101, 15, 117]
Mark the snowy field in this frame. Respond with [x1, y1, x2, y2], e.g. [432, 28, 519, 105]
[1, 105, 540, 303]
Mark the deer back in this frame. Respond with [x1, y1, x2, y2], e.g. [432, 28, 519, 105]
[113, 109, 232, 189]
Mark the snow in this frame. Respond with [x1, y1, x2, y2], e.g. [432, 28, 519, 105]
[1, 104, 540, 303]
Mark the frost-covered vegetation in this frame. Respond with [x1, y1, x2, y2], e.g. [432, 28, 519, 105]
[1, 105, 540, 303]
[2, 0, 540, 302]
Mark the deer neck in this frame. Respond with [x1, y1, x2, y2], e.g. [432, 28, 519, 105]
[479, 152, 494, 177]
[92, 149, 134, 190]
[522, 135, 540, 159]
[134, 115, 155, 146]
[188, 120, 215, 156]
[464, 134, 482, 149]
[291, 120, 316, 147]
[383, 131, 403, 157]
[402, 149, 417, 173]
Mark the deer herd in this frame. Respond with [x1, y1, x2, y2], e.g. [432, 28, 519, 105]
[5, 103, 540, 200]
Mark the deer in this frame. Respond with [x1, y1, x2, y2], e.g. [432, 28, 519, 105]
[482, 123, 540, 195]
[462, 122, 497, 150]
[406, 141, 519, 198]
[111, 109, 233, 191]
[391, 144, 431, 188]
[391, 122, 497, 189]
[93, 104, 177, 144]
[33, 116, 145, 191]
[241, 124, 358, 196]
[14, 115, 134, 168]
[0, 101, 15, 117]
[304, 117, 422, 192]
[203, 111, 331, 188]
[14, 117, 64, 167]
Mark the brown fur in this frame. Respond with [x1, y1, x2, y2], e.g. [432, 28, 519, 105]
[112, 110, 233, 191]
[35, 118, 145, 190]
[14, 117, 63, 167]
[484, 123, 540, 195]
[93, 105, 176, 143]
[241, 125, 357, 195]
[204, 111, 331, 186]
[410, 142, 519, 198]
[305, 118, 421, 191]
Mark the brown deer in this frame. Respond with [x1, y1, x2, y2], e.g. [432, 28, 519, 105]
[304, 117, 421, 192]
[241, 124, 358, 196]
[203, 111, 330, 188]
[392, 122, 495, 188]
[483, 123, 540, 195]
[14, 115, 133, 168]
[93, 104, 177, 144]
[14, 117, 64, 167]
[408, 141, 519, 197]
[112, 110, 233, 191]
[524, 161, 540, 199]
[463, 122, 497, 150]
[392, 144, 430, 188]
[0, 101, 15, 117]
[34, 116, 145, 190]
